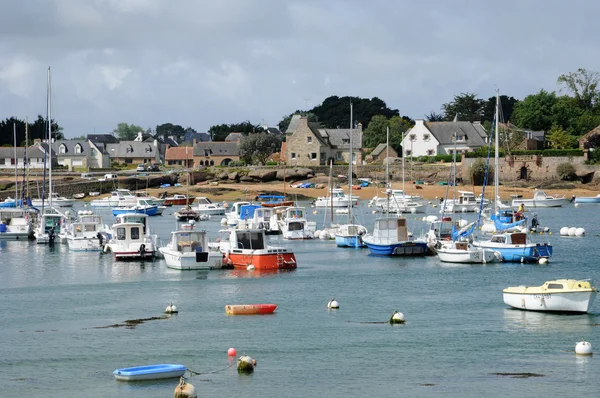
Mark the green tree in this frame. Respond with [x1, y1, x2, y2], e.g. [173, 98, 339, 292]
[556, 162, 577, 181]
[113, 122, 143, 140]
[481, 95, 519, 122]
[469, 158, 494, 186]
[425, 111, 445, 121]
[557, 68, 600, 112]
[238, 133, 282, 165]
[363, 115, 411, 153]
[441, 93, 485, 122]
[510, 89, 557, 131]
[309, 96, 399, 129]
[155, 123, 186, 141]
[0, 115, 63, 147]
[498, 125, 525, 152]
[545, 125, 577, 149]
[208, 121, 261, 141]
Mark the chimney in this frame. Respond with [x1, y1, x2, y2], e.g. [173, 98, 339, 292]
[193, 139, 197, 146]
[357, 122, 363, 132]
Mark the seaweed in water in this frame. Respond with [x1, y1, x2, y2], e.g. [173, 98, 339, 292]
[89, 316, 169, 330]
[491, 372, 544, 378]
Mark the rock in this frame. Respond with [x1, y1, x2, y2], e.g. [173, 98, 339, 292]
[306, 174, 313, 179]
[315, 172, 327, 177]
[240, 175, 254, 182]
[248, 169, 277, 182]
[218, 172, 229, 180]
[276, 167, 313, 181]
[228, 172, 239, 181]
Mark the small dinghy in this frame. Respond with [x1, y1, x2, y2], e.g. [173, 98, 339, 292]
[113, 363, 186, 381]
[225, 304, 277, 315]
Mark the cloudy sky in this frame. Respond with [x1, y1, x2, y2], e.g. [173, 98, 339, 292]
[0, 0, 597, 137]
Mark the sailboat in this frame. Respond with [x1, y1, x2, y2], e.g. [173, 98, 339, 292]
[435, 125, 498, 264]
[472, 90, 552, 263]
[174, 148, 201, 221]
[335, 103, 367, 248]
[362, 127, 430, 256]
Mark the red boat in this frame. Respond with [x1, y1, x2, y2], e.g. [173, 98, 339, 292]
[163, 194, 194, 206]
[219, 229, 297, 270]
[225, 304, 277, 315]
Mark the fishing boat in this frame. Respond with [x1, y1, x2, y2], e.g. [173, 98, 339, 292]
[0, 208, 33, 240]
[34, 208, 65, 244]
[104, 213, 157, 260]
[113, 364, 187, 381]
[133, 191, 166, 206]
[225, 304, 277, 315]
[503, 279, 598, 313]
[439, 191, 480, 213]
[280, 206, 315, 240]
[112, 199, 158, 216]
[574, 194, 600, 204]
[219, 228, 297, 270]
[195, 196, 226, 215]
[224, 201, 252, 227]
[437, 238, 498, 263]
[244, 206, 281, 235]
[65, 211, 111, 251]
[163, 194, 194, 206]
[511, 189, 565, 208]
[259, 195, 294, 208]
[159, 224, 221, 270]
[314, 187, 355, 208]
[472, 231, 552, 263]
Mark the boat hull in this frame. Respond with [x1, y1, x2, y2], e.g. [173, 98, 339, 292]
[90, 199, 120, 207]
[436, 247, 497, 263]
[226, 251, 297, 270]
[225, 304, 277, 315]
[574, 196, 600, 204]
[314, 198, 351, 208]
[159, 248, 222, 270]
[364, 240, 429, 256]
[112, 206, 158, 216]
[164, 198, 194, 206]
[474, 243, 552, 263]
[67, 237, 103, 252]
[511, 198, 565, 208]
[335, 235, 366, 248]
[503, 292, 596, 313]
[113, 364, 186, 381]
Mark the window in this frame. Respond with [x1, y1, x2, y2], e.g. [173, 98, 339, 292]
[311, 153, 317, 160]
[547, 283, 564, 289]
[336, 151, 343, 160]
[448, 150, 453, 155]
[342, 138, 350, 144]
[409, 134, 416, 141]
[131, 227, 140, 240]
[426, 149, 434, 156]
[456, 135, 465, 142]
[405, 150, 412, 156]
[59, 144, 67, 154]
[74, 144, 82, 154]
[423, 134, 430, 141]
[307, 136, 312, 143]
[320, 152, 326, 160]
[117, 227, 126, 240]
[291, 152, 296, 159]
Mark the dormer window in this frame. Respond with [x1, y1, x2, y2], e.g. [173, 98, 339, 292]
[409, 134, 416, 141]
[74, 144, 82, 154]
[405, 149, 412, 156]
[423, 134, 430, 141]
[59, 144, 67, 154]
[342, 138, 350, 144]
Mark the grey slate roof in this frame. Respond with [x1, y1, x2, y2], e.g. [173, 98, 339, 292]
[285, 114, 302, 135]
[105, 141, 161, 159]
[501, 122, 545, 141]
[52, 140, 89, 157]
[193, 142, 239, 157]
[88, 134, 118, 144]
[225, 132, 244, 142]
[0, 146, 47, 158]
[371, 143, 388, 157]
[318, 127, 363, 149]
[265, 127, 282, 135]
[424, 121, 488, 146]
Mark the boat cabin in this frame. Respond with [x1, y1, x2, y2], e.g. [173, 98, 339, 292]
[456, 191, 477, 205]
[113, 222, 144, 243]
[196, 197, 214, 206]
[373, 217, 408, 242]
[239, 204, 260, 221]
[490, 232, 528, 245]
[227, 201, 252, 216]
[232, 229, 265, 250]
[114, 214, 149, 234]
[285, 207, 306, 219]
[168, 230, 207, 253]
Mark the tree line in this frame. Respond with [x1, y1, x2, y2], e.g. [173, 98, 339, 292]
[0, 116, 63, 147]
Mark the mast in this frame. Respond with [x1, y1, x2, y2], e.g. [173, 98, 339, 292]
[494, 89, 500, 214]
[13, 123, 18, 202]
[386, 126, 390, 215]
[329, 159, 333, 223]
[25, 118, 29, 199]
[348, 102, 353, 222]
[48, 66, 53, 209]
[401, 130, 405, 198]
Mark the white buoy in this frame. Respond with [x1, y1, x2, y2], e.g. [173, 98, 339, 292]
[538, 258, 548, 264]
[390, 311, 405, 324]
[328, 297, 339, 309]
[461, 207, 468, 213]
[575, 341, 593, 355]
[458, 219, 468, 228]
[560, 227, 569, 236]
[574, 203, 579, 208]
[247, 264, 255, 271]
[426, 215, 438, 223]
[543, 227, 550, 232]
[165, 303, 178, 314]
[319, 231, 330, 240]
[575, 227, 585, 236]
[568, 227, 577, 236]
[174, 377, 197, 398]
[220, 217, 227, 226]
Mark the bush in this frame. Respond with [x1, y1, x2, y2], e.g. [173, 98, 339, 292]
[227, 160, 246, 167]
[469, 158, 494, 186]
[556, 162, 577, 181]
[265, 161, 278, 166]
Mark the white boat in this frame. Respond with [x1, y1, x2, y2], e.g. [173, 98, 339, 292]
[574, 194, 600, 204]
[440, 191, 480, 213]
[104, 213, 157, 260]
[511, 189, 565, 208]
[280, 206, 315, 240]
[34, 208, 65, 244]
[196, 197, 226, 215]
[503, 279, 598, 313]
[314, 188, 354, 208]
[90, 189, 136, 208]
[31, 192, 75, 208]
[244, 206, 281, 235]
[159, 223, 222, 270]
[65, 211, 111, 251]
[133, 191, 166, 206]
[0, 208, 33, 240]
[224, 201, 252, 227]
[112, 199, 159, 216]
[472, 231, 552, 263]
[437, 240, 498, 263]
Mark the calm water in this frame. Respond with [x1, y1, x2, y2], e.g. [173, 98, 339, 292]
[1, 202, 599, 397]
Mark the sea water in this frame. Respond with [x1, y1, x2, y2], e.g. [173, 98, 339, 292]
[0, 203, 599, 397]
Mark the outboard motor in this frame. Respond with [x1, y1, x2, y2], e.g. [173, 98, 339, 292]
[530, 215, 539, 232]
[48, 227, 55, 247]
[97, 232, 104, 247]
[570, 195, 576, 203]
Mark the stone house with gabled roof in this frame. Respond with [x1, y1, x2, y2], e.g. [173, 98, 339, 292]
[284, 115, 363, 166]
[165, 146, 195, 168]
[401, 119, 488, 157]
[368, 143, 398, 162]
[105, 140, 163, 165]
[193, 142, 240, 166]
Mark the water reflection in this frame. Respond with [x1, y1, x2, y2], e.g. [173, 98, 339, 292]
[503, 308, 597, 333]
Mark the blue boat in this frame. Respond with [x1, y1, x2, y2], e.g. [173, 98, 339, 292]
[112, 199, 159, 216]
[473, 232, 552, 263]
[113, 363, 186, 381]
[334, 224, 367, 248]
[575, 194, 600, 204]
[362, 216, 430, 256]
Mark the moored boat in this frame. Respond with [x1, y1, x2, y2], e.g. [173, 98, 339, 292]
[574, 194, 600, 204]
[219, 228, 297, 270]
[112, 199, 159, 216]
[113, 364, 186, 381]
[0, 208, 33, 240]
[362, 216, 430, 256]
[472, 231, 552, 263]
[31, 192, 74, 208]
[159, 224, 222, 270]
[163, 194, 194, 206]
[196, 196, 226, 215]
[503, 279, 598, 313]
[225, 304, 277, 315]
[104, 213, 157, 260]
[511, 189, 565, 208]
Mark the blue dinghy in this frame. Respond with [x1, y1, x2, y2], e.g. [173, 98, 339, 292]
[113, 363, 186, 381]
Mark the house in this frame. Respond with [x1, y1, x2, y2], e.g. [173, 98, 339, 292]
[165, 146, 195, 168]
[87, 134, 118, 169]
[401, 119, 488, 157]
[52, 140, 91, 171]
[225, 132, 244, 142]
[0, 145, 49, 169]
[193, 141, 240, 166]
[182, 129, 211, 145]
[500, 122, 545, 150]
[578, 124, 600, 149]
[368, 143, 398, 163]
[284, 115, 363, 166]
[105, 140, 163, 165]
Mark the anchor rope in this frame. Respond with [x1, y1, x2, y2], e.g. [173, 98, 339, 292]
[186, 363, 234, 376]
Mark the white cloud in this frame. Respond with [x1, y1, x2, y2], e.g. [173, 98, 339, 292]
[0, 56, 37, 98]
[99, 66, 132, 90]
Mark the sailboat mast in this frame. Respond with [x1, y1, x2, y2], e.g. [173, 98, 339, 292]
[494, 89, 500, 214]
[386, 126, 390, 215]
[348, 102, 353, 221]
[47, 67, 53, 209]
[13, 123, 18, 201]
[25, 118, 29, 199]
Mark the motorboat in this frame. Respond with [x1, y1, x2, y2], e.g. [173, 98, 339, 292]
[113, 364, 186, 381]
[0, 208, 33, 240]
[362, 216, 430, 256]
[279, 206, 315, 240]
[34, 208, 65, 244]
[91, 189, 136, 208]
[224, 201, 252, 227]
[511, 189, 565, 208]
[472, 232, 552, 263]
[225, 304, 277, 315]
[133, 191, 166, 206]
[440, 191, 481, 213]
[174, 206, 201, 222]
[31, 192, 74, 208]
[219, 228, 297, 270]
[159, 223, 221, 270]
[503, 279, 598, 313]
[243, 206, 281, 235]
[64, 211, 111, 252]
[574, 194, 600, 204]
[335, 223, 367, 248]
[258, 195, 294, 208]
[314, 188, 355, 208]
[163, 194, 194, 206]
[104, 213, 157, 260]
[195, 196, 226, 215]
[112, 199, 159, 216]
[436, 240, 498, 263]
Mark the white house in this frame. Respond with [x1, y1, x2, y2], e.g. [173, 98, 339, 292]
[402, 119, 488, 157]
[0, 145, 51, 169]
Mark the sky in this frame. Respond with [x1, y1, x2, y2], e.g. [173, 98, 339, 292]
[0, 0, 598, 138]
